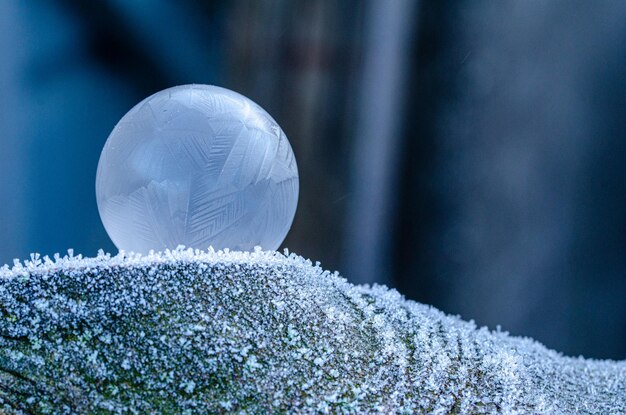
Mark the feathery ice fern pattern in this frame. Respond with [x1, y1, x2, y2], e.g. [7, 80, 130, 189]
[96, 85, 299, 254]
[0, 249, 624, 414]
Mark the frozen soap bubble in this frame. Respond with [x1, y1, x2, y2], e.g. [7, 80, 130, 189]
[96, 85, 299, 253]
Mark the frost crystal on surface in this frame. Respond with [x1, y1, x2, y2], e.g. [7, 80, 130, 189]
[0, 248, 624, 414]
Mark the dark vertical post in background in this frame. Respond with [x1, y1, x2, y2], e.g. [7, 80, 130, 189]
[343, 0, 417, 285]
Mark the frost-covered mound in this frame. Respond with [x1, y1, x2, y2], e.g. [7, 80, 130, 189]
[0, 249, 624, 414]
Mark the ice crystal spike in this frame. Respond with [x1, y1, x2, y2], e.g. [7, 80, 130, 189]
[96, 84, 299, 254]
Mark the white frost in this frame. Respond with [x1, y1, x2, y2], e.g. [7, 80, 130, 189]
[0, 247, 624, 414]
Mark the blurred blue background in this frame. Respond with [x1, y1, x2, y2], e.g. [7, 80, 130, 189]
[1, 1, 625, 359]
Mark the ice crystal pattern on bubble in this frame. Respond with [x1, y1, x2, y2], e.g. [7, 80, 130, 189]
[96, 85, 299, 253]
[0, 249, 624, 414]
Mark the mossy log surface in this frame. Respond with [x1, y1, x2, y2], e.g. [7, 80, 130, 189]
[0, 249, 624, 414]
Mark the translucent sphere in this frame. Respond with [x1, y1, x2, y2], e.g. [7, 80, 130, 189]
[96, 85, 299, 253]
